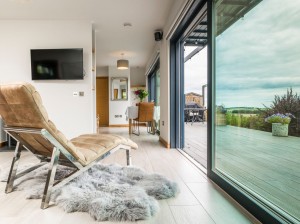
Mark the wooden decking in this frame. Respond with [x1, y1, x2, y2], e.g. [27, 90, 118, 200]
[184, 124, 300, 220]
[184, 122, 207, 168]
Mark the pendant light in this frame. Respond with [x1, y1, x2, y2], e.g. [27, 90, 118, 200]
[117, 53, 129, 70]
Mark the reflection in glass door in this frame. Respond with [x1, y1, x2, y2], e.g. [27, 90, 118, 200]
[213, 0, 300, 222]
[148, 62, 160, 133]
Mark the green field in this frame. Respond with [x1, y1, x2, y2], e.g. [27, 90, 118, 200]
[226, 107, 266, 114]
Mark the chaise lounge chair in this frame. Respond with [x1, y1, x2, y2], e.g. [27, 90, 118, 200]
[0, 83, 138, 209]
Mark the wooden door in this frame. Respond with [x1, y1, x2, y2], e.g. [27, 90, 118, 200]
[96, 77, 109, 126]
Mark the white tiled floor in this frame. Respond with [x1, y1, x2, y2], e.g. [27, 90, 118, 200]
[0, 127, 260, 224]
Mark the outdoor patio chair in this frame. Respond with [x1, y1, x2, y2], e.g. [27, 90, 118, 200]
[184, 103, 205, 125]
[0, 83, 138, 209]
[191, 108, 205, 125]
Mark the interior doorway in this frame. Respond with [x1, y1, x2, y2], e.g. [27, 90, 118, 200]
[96, 77, 109, 127]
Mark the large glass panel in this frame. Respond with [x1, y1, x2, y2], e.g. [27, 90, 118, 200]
[214, 0, 300, 221]
[155, 70, 161, 132]
[148, 64, 160, 133]
[149, 74, 155, 101]
[155, 70, 160, 106]
[148, 66, 160, 105]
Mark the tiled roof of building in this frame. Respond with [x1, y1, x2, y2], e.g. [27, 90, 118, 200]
[185, 92, 202, 97]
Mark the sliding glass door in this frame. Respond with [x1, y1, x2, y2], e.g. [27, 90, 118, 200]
[148, 63, 160, 106]
[183, 19, 208, 168]
[148, 62, 160, 132]
[212, 0, 300, 222]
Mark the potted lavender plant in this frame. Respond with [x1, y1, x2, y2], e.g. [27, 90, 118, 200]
[265, 113, 294, 137]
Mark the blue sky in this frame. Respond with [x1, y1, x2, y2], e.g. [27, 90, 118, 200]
[185, 0, 300, 108]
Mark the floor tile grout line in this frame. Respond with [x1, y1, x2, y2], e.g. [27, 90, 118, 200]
[175, 148, 208, 177]
[168, 205, 217, 224]
[184, 182, 218, 224]
[166, 202, 180, 224]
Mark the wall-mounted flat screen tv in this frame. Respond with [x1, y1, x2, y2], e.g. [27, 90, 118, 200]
[31, 48, 84, 80]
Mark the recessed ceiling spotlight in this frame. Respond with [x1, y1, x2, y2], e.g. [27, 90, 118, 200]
[123, 22, 132, 27]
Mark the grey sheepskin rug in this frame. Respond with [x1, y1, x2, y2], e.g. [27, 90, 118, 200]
[0, 163, 179, 222]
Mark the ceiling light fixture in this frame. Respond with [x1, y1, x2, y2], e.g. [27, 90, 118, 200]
[123, 22, 132, 27]
[117, 53, 129, 70]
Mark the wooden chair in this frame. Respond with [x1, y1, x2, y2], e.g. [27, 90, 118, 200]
[132, 102, 155, 136]
[0, 83, 138, 209]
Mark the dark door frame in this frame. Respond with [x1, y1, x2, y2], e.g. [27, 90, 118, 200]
[170, 0, 206, 149]
[169, 0, 287, 223]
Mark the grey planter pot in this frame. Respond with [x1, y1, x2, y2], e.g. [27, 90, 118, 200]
[272, 123, 288, 137]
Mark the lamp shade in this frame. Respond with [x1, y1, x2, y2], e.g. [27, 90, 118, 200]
[117, 59, 129, 69]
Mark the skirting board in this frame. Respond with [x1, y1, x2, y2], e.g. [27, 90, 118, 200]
[109, 124, 129, 127]
[109, 124, 147, 128]
[159, 136, 170, 149]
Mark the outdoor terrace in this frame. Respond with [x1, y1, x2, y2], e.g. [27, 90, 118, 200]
[185, 123, 300, 220]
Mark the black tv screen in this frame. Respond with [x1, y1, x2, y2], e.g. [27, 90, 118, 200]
[31, 48, 84, 80]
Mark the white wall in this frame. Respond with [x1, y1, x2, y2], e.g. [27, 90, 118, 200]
[0, 20, 94, 139]
[108, 66, 130, 125]
[146, 0, 188, 145]
[130, 67, 146, 86]
[96, 66, 109, 77]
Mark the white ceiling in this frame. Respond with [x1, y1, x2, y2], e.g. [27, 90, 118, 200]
[0, 0, 174, 68]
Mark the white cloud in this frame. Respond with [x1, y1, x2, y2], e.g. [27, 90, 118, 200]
[216, 0, 300, 108]
[184, 46, 207, 94]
